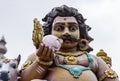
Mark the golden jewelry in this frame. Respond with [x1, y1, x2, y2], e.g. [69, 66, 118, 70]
[56, 51, 84, 56]
[99, 68, 118, 81]
[64, 56, 78, 64]
[56, 51, 84, 65]
[96, 49, 112, 66]
[2, 58, 11, 63]
[21, 60, 33, 70]
[36, 56, 53, 66]
[79, 39, 89, 51]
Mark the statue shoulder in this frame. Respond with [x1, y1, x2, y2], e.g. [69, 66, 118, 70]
[96, 49, 112, 67]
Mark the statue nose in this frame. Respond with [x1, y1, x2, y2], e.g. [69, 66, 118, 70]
[62, 27, 71, 35]
[0, 70, 9, 73]
[0, 70, 10, 80]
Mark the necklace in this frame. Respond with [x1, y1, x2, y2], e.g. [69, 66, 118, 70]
[56, 51, 84, 56]
[56, 51, 84, 64]
[54, 55, 91, 78]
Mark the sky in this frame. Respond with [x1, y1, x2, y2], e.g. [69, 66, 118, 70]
[0, 0, 120, 76]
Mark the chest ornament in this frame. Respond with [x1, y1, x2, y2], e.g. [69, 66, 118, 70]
[64, 56, 78, 64]
[56, 51, 84, 65]
[54, 52, 94, 78]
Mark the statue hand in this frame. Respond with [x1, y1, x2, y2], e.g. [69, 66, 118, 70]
[36, 43, 54, 62]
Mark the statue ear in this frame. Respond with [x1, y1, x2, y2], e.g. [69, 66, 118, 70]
[16, 54, 21, 65]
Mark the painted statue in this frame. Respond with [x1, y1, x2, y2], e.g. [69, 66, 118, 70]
[0, 55, 21, 81]
[20, 5, 119, 81]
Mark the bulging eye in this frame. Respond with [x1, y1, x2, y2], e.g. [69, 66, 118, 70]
[54, 26, 64, 31]
[10, 63, 17, 69]
[69, 26, 78, 31]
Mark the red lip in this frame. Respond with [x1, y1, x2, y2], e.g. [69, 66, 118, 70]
[64, 40, 71, 43]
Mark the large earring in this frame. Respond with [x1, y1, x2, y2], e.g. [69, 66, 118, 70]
[79, 39, 89, 51]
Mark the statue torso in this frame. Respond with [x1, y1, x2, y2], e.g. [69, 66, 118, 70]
[46, 66, 98, 81]
[45, 54, 98, 81]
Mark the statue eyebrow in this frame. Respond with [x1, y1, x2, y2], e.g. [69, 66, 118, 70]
[54, 22, 78, 25]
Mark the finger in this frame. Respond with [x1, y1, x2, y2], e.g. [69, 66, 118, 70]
[46, 48, 53, 58]
[41, 46, 48, 57]
[50, 50, 54, 60]
[36, 44, 44, 57]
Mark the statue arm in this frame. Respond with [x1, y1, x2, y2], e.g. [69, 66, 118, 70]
[94, 56, 119, 81]
[20, 53, 49, 81]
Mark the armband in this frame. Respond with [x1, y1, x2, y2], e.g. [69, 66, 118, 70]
[21, 60, 33, 70]
[36, 56, 53, 66]
[99, 68, 118, 81]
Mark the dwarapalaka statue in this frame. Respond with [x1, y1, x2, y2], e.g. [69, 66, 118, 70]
[20, 5, 119, 81]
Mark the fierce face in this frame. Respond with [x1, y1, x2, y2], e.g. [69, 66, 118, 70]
[51, 16, 80, 50]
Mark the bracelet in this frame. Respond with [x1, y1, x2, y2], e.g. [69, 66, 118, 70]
[36, 56, 53, 66]
[99, 68, 118, 81]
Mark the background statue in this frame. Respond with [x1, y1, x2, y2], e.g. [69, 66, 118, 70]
[0, 55, 21, 81]
[0, 36, 7, 60]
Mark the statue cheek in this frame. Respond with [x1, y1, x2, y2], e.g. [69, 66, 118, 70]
[72, 32, 80, 40]
[52, 31, 62, 37]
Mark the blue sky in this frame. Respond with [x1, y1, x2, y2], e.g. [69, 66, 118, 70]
[0, 0, 120, 76]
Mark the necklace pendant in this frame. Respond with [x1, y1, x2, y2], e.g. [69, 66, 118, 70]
[68, 67, 90, 78]
[64, 56, 78, 65]
[69, 67, 82, 78]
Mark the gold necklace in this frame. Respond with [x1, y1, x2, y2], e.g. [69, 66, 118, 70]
[64, 56, 78, 64]
[56, 51, 84, 65]
[56, 51, 84, 56]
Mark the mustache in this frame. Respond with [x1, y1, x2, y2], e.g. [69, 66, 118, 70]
[59, 35, 80, 42]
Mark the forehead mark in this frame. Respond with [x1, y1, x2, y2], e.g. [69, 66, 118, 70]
[53, 16, 78, 26]
[64, 17, 67, 20]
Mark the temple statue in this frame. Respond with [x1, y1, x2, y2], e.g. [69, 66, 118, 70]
[20, 5, 119, 81]
[0, 36, 7, 60]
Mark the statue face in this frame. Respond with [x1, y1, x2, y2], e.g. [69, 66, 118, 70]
[51, 16, 80, 49]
